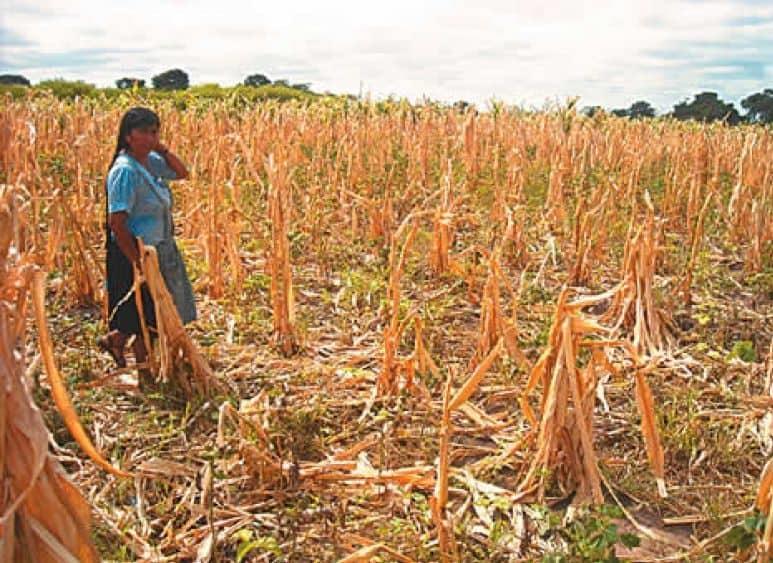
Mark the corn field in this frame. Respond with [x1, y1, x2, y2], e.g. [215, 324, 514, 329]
[1, 93, 772, 561]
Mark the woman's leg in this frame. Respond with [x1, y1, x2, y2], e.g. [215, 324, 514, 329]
[106, 237, 157, 381]
[133, 336, 147, 364]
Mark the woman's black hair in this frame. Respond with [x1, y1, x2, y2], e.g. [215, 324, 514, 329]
[104, 107, 161, 247]
[107, 107, 161, 169]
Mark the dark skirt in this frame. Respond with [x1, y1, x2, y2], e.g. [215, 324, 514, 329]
[106, 239, 157, 335]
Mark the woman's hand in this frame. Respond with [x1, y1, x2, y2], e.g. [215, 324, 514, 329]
[109, 211, 142, 271]
[153, 141, 189, 180]
[154, 141, 170, 156]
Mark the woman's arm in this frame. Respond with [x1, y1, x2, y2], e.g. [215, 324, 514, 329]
[155, 142, 189, 180]
[109, 211, 141, 268]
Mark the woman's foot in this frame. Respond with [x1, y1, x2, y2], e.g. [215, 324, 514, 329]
[132, 338, 156, 391]
[136, 363, 156, 392]
[97, 332, 127, 368]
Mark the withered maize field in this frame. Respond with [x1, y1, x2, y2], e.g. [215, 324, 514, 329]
[1, 95, 772, 562]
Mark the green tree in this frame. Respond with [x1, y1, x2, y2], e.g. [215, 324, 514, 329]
[244, 73, 271, 87]
[741, 88, 773, 124]
[582, 105, 603, 117]
[672, 91, 741, 124]
[628, 100, 656, 119]
[612, 100, 656, 119]
[0, 74, 30, 86]
[454, 100, 472, 112]
[151, 68, 189, 90]
[115, 77, 145, 89]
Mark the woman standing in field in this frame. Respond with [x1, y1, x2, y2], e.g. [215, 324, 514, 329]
[98, 107, 196, 382]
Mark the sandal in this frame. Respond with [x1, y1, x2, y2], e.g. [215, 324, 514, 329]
[97, 335, 127, 368]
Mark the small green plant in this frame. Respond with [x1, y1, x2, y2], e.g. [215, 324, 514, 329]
[543, 504, 640, 563]
[728, 340, 756, 363]
[724, 511, 766, 552]
[232, 528, 282, 562]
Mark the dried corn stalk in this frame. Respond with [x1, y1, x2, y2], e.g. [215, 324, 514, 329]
[206, 176, 224, 299]
[501, 205, 528, 269]
[568, 191, 609, 287]
[430, 375, 457, 562]
[234, 392, 287, 487]
[450, 340, 504, 411]
[368, 194, 395, 244]
[462, 111, 477, 179]
[603, 192, 672, 357]
[338, 544, 387, 563]
[677, 192, 713, 304]
[0, 190, 99, 563]
[727, 135, 756, 241]
[624, 343, 667, 498]
[517, 288, 610, 504]
[398, 317, 437, 401]
[518, 288, 667, 502]
[379, 214, 419, 395]
[266, 152, 298, 356]
[224, 394, 435, 489]
[745, 197, 772, 274]
[338, 540, 413, 563]
[56, 195, 103, 306]
[545, 152, 569, 232]
[430, 159, 456, 275]
[756, 457, 773, 563]
[32, 270, 132, 478]
[139, 243, 217, 397]
[470, 252, 528, 372]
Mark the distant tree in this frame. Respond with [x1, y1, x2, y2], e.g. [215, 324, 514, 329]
[741, 88, 773, 124]
[672, 92, 741, 124]
[273, 79, 290, 87]
[115, 77, 145, 89]
[611, 100, 656, 119]
[628, 100, 656, 119]
[291, 82, 311, 92]
[0, 74, 31, 86]
[151, 68, 189, 90]
[581, 105, 603, 117]
[454, 100, 472, 112]
[244, 73, 271, 87]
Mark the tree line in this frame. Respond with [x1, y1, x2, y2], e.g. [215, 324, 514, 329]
[584, 89, 772, 124]
[0, 68, 312, 94]
[1, 69, 770, 124]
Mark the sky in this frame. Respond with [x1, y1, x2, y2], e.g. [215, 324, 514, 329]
[1, 0, 772, 112]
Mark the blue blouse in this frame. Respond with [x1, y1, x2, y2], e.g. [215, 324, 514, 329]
[107, 151, 177, 246]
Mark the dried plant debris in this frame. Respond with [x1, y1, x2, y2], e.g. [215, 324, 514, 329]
[0, 100, 770, 560]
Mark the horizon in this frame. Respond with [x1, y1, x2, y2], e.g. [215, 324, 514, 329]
[1, 0, 772, 113]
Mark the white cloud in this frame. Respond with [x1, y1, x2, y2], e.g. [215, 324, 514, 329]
[1, 0, 771, 111]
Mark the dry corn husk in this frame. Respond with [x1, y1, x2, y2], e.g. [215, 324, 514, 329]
[517, 287, 666, 503]
[757, 458, 773, 562]
[603, 192, 672, 357]
[265, 152, 298, 356]
[0, 188, 99, 562]
[379, 213, 420, 395]
[430, 375, 456, 562]
[138, 243, 217, 397]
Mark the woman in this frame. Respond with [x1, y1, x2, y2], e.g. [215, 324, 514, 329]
[98, 107, 196, 378]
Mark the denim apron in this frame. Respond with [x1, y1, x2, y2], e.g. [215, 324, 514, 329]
[126, 157, 197, 325]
